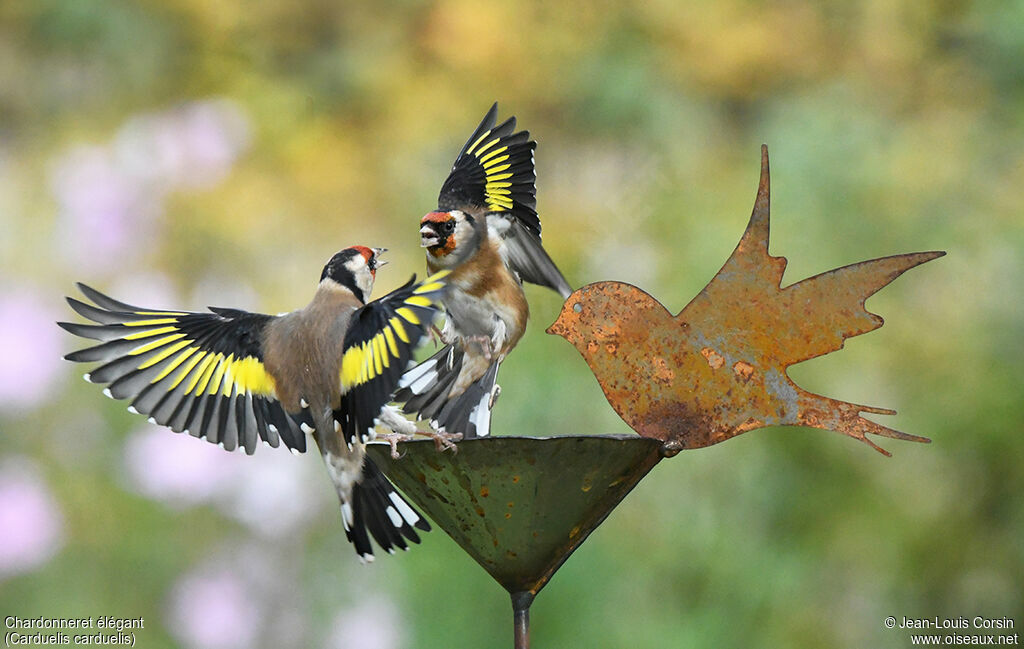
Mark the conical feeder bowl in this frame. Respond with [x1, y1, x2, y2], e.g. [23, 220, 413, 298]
[366, 434, 665, 648]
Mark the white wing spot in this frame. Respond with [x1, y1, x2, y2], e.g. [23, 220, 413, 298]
[341, 502, 354, 531]
[389, 492, 420, 525]
[385, 506, 403, 528]
[471, 392, 491, 438]
[399, 359, 436, 390]
[408, 366, 438, 394]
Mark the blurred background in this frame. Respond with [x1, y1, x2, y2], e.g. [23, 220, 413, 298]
[1, 1, 1021, 647]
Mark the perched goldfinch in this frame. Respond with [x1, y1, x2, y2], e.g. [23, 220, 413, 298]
[60, 246, 449, 561]
[395, 103, 572, 438]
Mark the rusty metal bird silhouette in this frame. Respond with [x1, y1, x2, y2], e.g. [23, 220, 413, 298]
[548, 145, 944, 456]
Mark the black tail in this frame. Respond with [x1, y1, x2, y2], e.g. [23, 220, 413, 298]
[394, 345, 498, 439]
[346, 458, 430, 562]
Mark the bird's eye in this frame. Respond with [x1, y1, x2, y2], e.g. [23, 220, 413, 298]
[443, 220, 456, 234]
[368, 257, 377, 271]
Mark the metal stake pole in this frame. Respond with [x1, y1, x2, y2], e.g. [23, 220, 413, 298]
[512, 591, 534, 649]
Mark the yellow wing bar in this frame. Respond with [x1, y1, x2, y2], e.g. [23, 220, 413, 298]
[339, 270, 449, 389]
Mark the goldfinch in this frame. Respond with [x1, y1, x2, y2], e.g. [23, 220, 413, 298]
[395, 104, 571, 438]
[60, 247, 449, 562]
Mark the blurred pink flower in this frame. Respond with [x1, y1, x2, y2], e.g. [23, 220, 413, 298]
[123, 427, 242, 508]
[0, 288, 65, 412]
[0, 460, 65, 580]
[123, 425, 322, 537]
[113, 100, 249, 191]
[51, 98, 250, 274]
[219, 448, 321, 538]
[51, 144, 154, 274]
[168, 568, 260, 649]
[326, 596, 406, 649]
[176, 100, 250, 188]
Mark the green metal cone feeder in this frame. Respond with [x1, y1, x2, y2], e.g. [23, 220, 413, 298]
[370, 146, 942, 648]
[367, 435, 665, 647]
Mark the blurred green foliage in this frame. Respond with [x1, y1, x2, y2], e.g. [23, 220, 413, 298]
[1, 1, 1021, 648]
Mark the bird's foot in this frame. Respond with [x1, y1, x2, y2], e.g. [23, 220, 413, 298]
[376, 432, 416, 459]
[467, 335, 493, 360]
[424, 429, 462, 454]
[375, 429, 463, 458]
[430, 324, 446, 347]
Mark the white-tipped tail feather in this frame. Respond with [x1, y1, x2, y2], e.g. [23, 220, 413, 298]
[393, 345, 498, 439]
[323, 449, 430, 561]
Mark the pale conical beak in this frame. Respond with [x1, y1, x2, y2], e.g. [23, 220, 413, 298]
[372, 248, 389, 268]
[420, 225, 440, 248]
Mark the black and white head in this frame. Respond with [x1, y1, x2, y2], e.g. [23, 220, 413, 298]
[320, 246, 387, 303]
[419, 210, 482, 268]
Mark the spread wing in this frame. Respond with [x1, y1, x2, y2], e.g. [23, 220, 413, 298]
[337, 271, 449, 445]
[438, 102, 540, 234]
[440, 102, 572, 297]
[59, 283, 311, 455]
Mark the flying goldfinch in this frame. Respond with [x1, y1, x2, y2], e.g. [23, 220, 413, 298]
[60, 246, 449, 561]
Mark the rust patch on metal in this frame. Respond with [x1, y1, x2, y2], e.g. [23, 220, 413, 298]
[547, 145, 944, 456]
[732, 361, 755, 381]
[701, 347, 725, 370]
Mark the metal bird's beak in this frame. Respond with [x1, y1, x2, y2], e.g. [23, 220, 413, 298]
[546, 292, 582, 342]
[546, 316, 566, 338]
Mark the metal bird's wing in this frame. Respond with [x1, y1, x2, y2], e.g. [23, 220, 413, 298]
[337, 271, 449, 446]
[59, 284, 311, 455]
[548, 146, 943, 456]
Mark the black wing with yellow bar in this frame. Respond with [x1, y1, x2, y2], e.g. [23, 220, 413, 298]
[59, 283, 310, 455]
[438, 102, 540, 235]
[337, 271, 449, 445]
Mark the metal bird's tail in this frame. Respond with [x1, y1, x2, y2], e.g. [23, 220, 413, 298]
[394, 345, 498, 439]
[346, 458, 431, 562]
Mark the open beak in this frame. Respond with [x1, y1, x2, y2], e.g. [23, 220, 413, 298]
[372, 247, 388, 269]
[420, 224, 440, 248]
